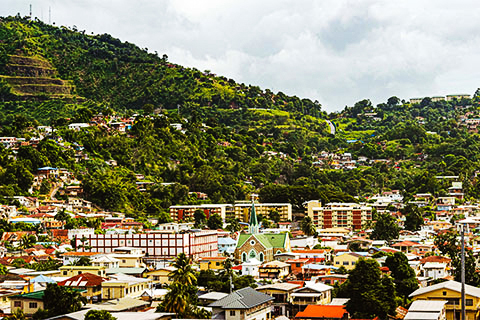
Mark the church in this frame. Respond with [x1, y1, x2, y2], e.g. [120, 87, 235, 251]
[235, 202, 291, 263]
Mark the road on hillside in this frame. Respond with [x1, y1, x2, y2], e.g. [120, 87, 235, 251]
[326, 120, 336, 135]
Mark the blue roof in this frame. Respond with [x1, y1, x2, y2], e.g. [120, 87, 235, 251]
[31, 274, 56, 283]
[218, 238, 237, 245]
[37, 167, 57, 170]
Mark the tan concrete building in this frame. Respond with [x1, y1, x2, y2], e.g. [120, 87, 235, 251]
[305, 202, 372, 230]
[233, 202, 292, 222]
[102, 273, 152, 300]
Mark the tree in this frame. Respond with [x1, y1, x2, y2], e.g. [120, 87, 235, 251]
[43, 283, 86, 317]
[84, 310, 117, 320]
[5, 309, 26, 320]
[19, 234, 36, 249]
[434, 230, 480, 286]
[207, 213, 223, 230]
[339, 259, 397, 319]
[403, 204, 424, 231]
[269, 210, 280, 223]
[69, 257, 91, 266]
[300, 216, 316, 236]
[370, 213, 399, 241]
[385, 252, 419, 304]
[194, 209, 206, 228]
[169, 253, 196, 286]
[226, 218, 241, 233]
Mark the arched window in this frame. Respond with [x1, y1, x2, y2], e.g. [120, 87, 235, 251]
[259, 252, 264, 262]
[276, 250, 282, 255]
[249, 249, 257, 259]
[242, 252, 247, 262]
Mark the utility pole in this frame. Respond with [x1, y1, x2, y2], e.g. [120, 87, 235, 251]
[461, 225, 466, 320]
[49, 7, 51, 24]
[29, 4, 32, 18]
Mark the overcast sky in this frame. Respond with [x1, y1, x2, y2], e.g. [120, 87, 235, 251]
[2, 1, 480, 111]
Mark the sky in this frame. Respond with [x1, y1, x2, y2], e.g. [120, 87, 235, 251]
[2, 0, 480, 112]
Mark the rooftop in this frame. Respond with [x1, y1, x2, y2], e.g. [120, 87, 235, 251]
[209, 287, 273, 309]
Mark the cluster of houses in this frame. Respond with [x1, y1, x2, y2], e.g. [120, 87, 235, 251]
[0, 195, 477, 320]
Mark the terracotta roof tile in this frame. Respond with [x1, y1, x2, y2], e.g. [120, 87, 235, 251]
[295, 305, 348, 319]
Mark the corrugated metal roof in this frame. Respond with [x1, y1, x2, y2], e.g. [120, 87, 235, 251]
[209, 287, 273, 309]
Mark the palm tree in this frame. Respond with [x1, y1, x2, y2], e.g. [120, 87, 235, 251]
[161, 282, 189, 316]
[19, 234, 36, 249]
[169, 253, 196, 286]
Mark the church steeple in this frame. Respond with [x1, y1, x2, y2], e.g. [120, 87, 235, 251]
[248, 200, 259, 234]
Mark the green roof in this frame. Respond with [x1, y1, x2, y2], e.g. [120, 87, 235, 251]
[11, 290, 45, 300]
[237, 233, 287, 249]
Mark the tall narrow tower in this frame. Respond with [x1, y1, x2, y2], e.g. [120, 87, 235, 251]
[248, 201, 259, 234]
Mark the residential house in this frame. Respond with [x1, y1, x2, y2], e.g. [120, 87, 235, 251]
[218, 237, 237, 254]
[405, 300, 447, 320]
[291, 282, 333, 313]
[199, 256, 227, 271]
[256, 282, 301, 318]
[286, 259, 310, 278]
[10, 291, 45, 315]
[59, 265, 106, 278]
[58, 272, 105, 303]
[258, 261, 290, 279]
[333, 252, 368, 270]
[409, 280, 480, 320]
[91, 255, 120, 269]
[241, 258, 262, 278]
[209, 287, 274, 320]
[143, 266, 176, 285]
[111, 247, 146, 268]
[101, 273, 152, 300]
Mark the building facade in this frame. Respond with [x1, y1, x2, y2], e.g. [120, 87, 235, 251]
[74, 231, 218, 260]
[306, 202, 372, 230]
[169, 204, 233, 221]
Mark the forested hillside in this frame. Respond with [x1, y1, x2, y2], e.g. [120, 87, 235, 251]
[1, 15, 480, 221]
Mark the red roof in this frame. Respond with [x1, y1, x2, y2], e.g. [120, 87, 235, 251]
[420, 255, 451, 264]
[58, 272, 105, 287]
[392, 241, 420, 247]
[296, 305, 348, 319]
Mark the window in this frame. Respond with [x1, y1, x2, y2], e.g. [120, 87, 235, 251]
[14, 301, 21, 307]
[78, 271, 82, 274]
[123, 260, 126, 263]
[466, 299, 473, 306]
[63, 271, 68, 275]
[250, 240, 256, 246]
[230, 311, 236, 316]
[343, 261, 348, 265]
[259, 253, 264, 262]
[242, 253, 247, 262]
[352, 261, 356, 265]
[296, 263, 301, 267]
[29, 302, 37, 308]
[443, 291, 447, 296]
[216, 262, 220, 266]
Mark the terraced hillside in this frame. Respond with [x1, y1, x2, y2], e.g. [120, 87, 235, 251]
[0, 54, 77, 100]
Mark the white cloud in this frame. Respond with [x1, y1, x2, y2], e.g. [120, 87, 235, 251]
[2, 0, 480, 111]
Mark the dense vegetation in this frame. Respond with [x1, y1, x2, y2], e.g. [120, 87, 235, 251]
[1, 15, 480, 221]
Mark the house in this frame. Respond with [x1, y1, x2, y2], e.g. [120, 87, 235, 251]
[405, 300, 447, 320]
[91, 255, 120, 269]
[10, 291, 45, 315]
[101, 273, 152, 300]
[286, 258, 310, 277]
[302, 265, 337, 280]
[199, 256, 227, 271]
[333, 252, 368, 270]
[422, 262, 449, 280]
[143, 266, 176, 285]
[294, 305, 349, 320]
[59, 265, 106, 278]
[291, 282, 333, 313]
[258, 260, 290, 279]
[61, 252, 102, 265]
[199, 291, 229, 306]
[58, 272, 105, 303]
[256, 282, 300, 318]
[315, 274, 348, 286]
[209, 287, 274, 320]
[409, 280, 480, 320]
[241, 258, 262, 278]
[111, 247, 146, 268]
[218, 237, 237, 254]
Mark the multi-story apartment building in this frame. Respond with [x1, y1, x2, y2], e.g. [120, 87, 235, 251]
[232, 202, 292, 222]
[305, 201, 372, 230]
[74, 230, 218, 260]
[169, 204, 233, 221]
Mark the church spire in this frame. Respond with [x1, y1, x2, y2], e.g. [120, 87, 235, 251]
[248, 200, 259, 234]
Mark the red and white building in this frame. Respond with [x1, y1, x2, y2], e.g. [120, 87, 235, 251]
[74, 230, 218, 260]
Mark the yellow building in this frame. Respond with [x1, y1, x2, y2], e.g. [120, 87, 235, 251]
[10, 291, 45, 315]
[199, 257, 227, 271]
[144, 266, 176, 285]
[291, 282, 333, 314]
[111, 247, 146, 268]
[409, 280, 480, 320]
[233, 202, 292, 222]
[58, 272, 104, 303]
[59, 265, 106, 277]
[333, 252, 367, 271]
[258, 261, 290, 279]
[102, 273, 152, 300]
